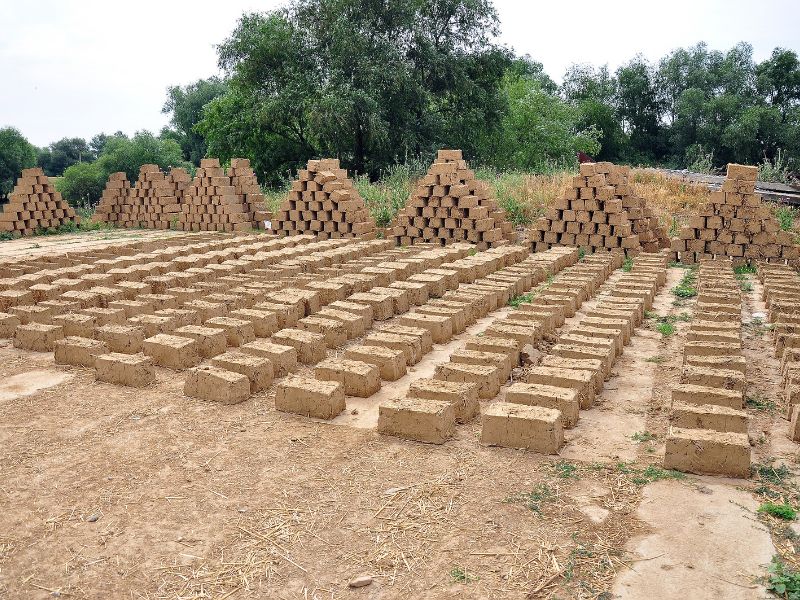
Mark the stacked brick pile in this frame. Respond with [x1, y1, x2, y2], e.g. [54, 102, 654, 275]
[179, 158, 264, 232]
[0, 167, 80, 236]
[759, 264, 800, 442]
[389, 150, 514, 249]
[92, 172, 131, 225]
[528, 162, 669, 255]
[271, 159, 376, 239]
[119, 165, 191, 229]
[664, 260, 750, 477]
[672, 164, 798, 265]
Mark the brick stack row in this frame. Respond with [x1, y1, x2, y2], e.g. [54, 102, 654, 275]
[179, 158, 264, 232]
[120, 165, 191, 229]
[92, 172, 131, 224]
[672, 163, 798, 265]
[389, 149, 515, 250]
[271, 159, 376, 239]
[528, 162, 670, 255]
[0, 167, 80, 236]
[664, 260, 750, 477]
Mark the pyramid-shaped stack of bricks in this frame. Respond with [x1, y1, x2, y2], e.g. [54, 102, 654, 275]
[528, 161, 669, 255]
[120, 165, 191, 229]
[671, 163, 798, 265]
[271, 159, 376, 239]
[93, 172, 131, 225]
[389, 149, 514, 250]
[179, 158, 263, 232]
[0, 167, 80, 236]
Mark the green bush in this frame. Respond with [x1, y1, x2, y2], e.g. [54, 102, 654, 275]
[57, 162, 104, 207]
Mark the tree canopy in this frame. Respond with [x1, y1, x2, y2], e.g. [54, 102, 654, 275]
[0, 127, 37, 199]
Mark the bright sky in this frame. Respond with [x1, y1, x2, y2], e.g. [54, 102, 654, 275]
[1, 0, 798, 147]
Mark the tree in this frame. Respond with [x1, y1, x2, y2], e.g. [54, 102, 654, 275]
[90, 131, 126, 158]
[162, 78, 228, 165]
[199, 0, 510, 183]
[58, 162, 104, 207]
[0, 127, 37, 199]
[616, 55, 663, 162]
[96, 131, 191, 183]
[37, 137, 92, 176]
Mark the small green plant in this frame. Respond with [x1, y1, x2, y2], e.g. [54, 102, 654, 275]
[630, 431, 657, 443]
[657, 322, 675, 336]
[553, 460, 579, 479]
[759, 148, 796, 185]
[759, 502, 797, 521]
[508, 292, 535, 308]
[764, 556, 800, 599]
[668, 216, 679, 237]
[631, 465, 685, 485]
[733, 263, 757, 275]
[450, 566, 476, 584]
[645, 355, 666, 363]
[746, 394, 777, 412]
[739, 280, 753, 292]
[672, 267, 698, 299]
[578, 247, 586, 260]
[622, 257, 633, 272]
[644, 310, 659, 320]
[505, 484, 555, 514]
[0, 232, 15, 242]
[676, 312, 692, 322]
[753, 461, 793, 486]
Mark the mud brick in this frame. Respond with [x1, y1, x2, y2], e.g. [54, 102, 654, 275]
[680, 365, 746, 393]
[449, 349, 512, 381]
[343, 345, 406, 380]
[202, 316, 256, 347]
[396, 312, 451, 343]
[62, 290, 102, 309]
[174, 325, 227, 358]
[275, 376, 345, 419]
[225, 308, 276, 338]
[0, 289, 33, 311]
[114, 281, 152, 299]
[520, 303, 565, 327]
[434, 362, 500, 399]
[363, 332, 422, 364]
[663, 426, 750, 478]
[557, 333, 617, 360]
[377, 397, 455, 444]
[480, 402, 563, 454]
[81, 307, 126, 326]
[313, 308, 363, 339]
[671, 384, 743, 410]
[376, 324, 433, 353]
[9, 304, 52, 325]
[240, 340, 298, 376]
[128, 314, 177, 337]
[184, 365, 250, 404]
[408, 273, 448, 298]
[389, 280, 429, 306]
[211, 351, 273, 393]
[0, 312, 21, 336]
[686, 329, 741, 344]
[568, 325, 624, 355]
[579, 316, 632, 344]
[108, 299, 154, 318]
[254, 301, 301, 328]
[484, 322, 539, 347]
[671, 401, 748, 434]
[536, 293, 577, 317]
[505, 382, 580, 428]
[272, 328, 326, 364]
[790, 407, 800, 443]
[95, 352, 155, 387]
[315, 358, 381, 397]
[297, 316, 347, 348]
[687, 319, 740, 333]
[13, 323, 64, 351]
[96, 325, 145, 354]
[329, 300, 374, 323]
[407, 378, 479, 423]
[349, 292, 395, 320]
[505, 308, 554, 332]
[540, 356, 604, 394]
[54, 336, 108, 367]
[526, 366, 594, 409]
[464, 335, 521, 366]
[156, 308, 201, 328]
[143, 334, 201, 369]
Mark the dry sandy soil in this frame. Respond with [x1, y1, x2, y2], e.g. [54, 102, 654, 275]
[0, 231, 798, 599]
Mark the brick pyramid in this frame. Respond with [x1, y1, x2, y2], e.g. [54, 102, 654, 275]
[528, 161, 669, 254]
[389, 149, 514, 249]
[93, 172, 131, 225]
[672, 163, 798, 265]
[271, 158, 376, 239]
[121, 165, 191, 229]
[179, 158, 263, 232]
[0, 167, 80, 236]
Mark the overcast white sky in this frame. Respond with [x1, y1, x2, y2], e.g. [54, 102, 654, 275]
[1, 0, 798, 147]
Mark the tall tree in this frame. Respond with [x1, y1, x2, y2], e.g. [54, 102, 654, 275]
[0, 127, 37, 199]
[37, 137, 92, 176]
[96, 131, 191, 183]
[162, 78, 228, 165]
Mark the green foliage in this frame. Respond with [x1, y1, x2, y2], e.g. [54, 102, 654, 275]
[746, 394, 777, 412]
[759, 148, 795, 184]
[630, 431, 657, 443]
[734, 263, 758, 274]
[759, 503, 797, 520]
[645, 356, 666, 363]
[622, 257, 633, 272]
[96, 131, 191, 183]
[578, 247, 586, 259]
[615, 462, 685, 485]
[656, 322, 676, 336]
[775, 205, 797, 232]
[37, 137, 93, 176]
[552, 460, 579, 479]
[505, 484, 555, 514]
[672, 267, 698, 298]
[508, 292, 535, 308]
[685, 144, 716, 175]
[450, 566, 476, 583]
[355, 161, 427, 227]
[162, 77, 228, 165]
[765, 557, 800, 599]
[0, 127, 37, 198]
[57, 162, 104, 207]
[753, 461, 793, 486]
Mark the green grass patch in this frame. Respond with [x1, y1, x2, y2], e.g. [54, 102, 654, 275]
[733, 263, 758, 275]
[753, 462, 793, 487]
[759, 502, 797, 521]
[765, 556, 800, 599]
[622, 257, 633, 272]
[630, 431, 657, 443]
[746, 394, 777, 412]
[449, 565, 477, 584]
[656, 322, 675, 336]
[616, 462, 686, 485]
[552, 460, 579, 479]
[505, 483, 555, 514]
[672, 266, 698, 299]
[508, 292, 535, 308]
[645, 355, 666, 363]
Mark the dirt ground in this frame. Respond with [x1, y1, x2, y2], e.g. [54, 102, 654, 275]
[0, 233, 798, 599]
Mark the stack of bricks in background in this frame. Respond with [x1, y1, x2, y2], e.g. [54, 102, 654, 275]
[664, 260, 750, 477]
[271, 159, 376, 239]
[179, 158, 264, 232]
[389, 150, 514, 250]
[528, 162, 669, 255]
[0, 167, 80, 236]
[92, 172, 131, 225]
[672, 163, 798, 265]
[121, 165, 191, 229]
[759, 264, 800, 442]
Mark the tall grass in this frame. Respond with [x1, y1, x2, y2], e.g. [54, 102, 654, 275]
[355, 160, 428, 227]
[759, 149, 795, 185]
[475, 168, 573, 226]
